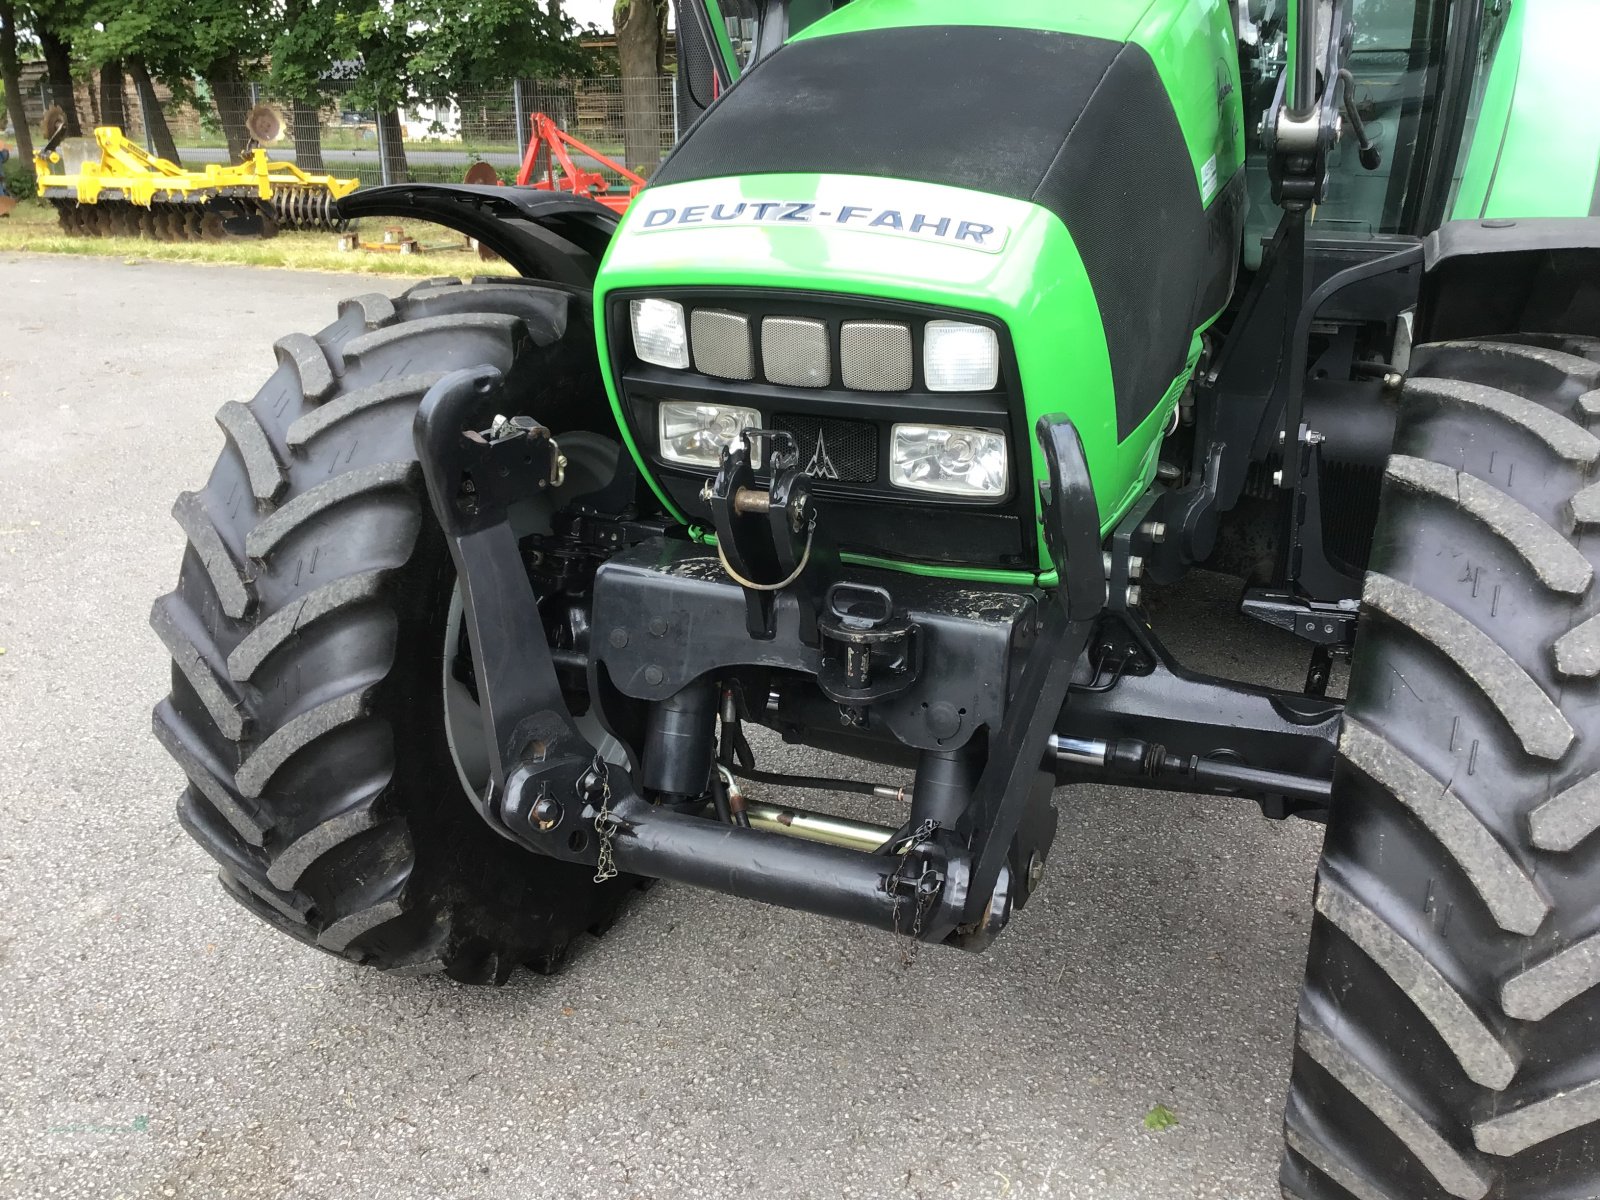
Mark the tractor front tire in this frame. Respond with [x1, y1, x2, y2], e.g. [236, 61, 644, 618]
[152, 277, 633, 983]
[1283, 335, 1600, 1197]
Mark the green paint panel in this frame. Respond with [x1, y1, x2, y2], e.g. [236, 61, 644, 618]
[790, 0, 1154, 43]
[1451, 0, 1600, 221]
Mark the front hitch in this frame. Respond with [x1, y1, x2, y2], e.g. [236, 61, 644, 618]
[414, 370, 1102, 950]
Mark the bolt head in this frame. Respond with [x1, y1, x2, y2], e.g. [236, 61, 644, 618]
[1127, 555, 1145, 579]
[1272, 469, 1284, 487]
[1125, 584, 1142, 608]
[644, 665, 665, 686]
[531, 793, 563, 832]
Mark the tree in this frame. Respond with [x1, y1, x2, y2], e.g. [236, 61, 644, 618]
[82, 1, 189, 161]
[614, 0, 665, 174]
[270, 0, 336, 170]
[34, 19, 82, 136]
[127, 58, 179, 160]
[96, 0, 273, 158]
[332, 0, 595, 183]
[0, 0, 33, 159]
[98, 58, 126, 128]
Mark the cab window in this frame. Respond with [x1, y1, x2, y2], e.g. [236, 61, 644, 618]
[1240, 0, 1455, 264]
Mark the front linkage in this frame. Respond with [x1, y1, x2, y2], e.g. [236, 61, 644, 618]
[417, 365, 1334, 949]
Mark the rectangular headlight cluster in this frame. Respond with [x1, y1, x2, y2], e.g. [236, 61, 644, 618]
[658, 400, 762, 469]
[629, 298, 1000, 393]
[890, 424, 1008, 497]
[628, 298, 1009, 497]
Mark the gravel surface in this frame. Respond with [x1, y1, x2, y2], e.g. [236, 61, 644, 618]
[0, 254, 1327, 1200]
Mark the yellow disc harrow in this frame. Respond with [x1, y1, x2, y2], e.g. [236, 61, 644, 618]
[36, 125, 359, 240]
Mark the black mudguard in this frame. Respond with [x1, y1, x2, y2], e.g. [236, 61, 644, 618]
[337, 184, 619, 285]
[1418, 216, 1600, 341]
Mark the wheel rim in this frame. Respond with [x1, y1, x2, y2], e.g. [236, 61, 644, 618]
[440, 433, 631, 801]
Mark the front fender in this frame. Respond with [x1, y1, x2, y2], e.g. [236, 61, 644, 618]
[337, 184, 618, 285]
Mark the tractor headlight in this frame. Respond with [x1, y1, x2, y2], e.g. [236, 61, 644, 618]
[630, 298, 690, 369]
[890, 424, 1007, 497]
[658, 401, 763, 468]
[923, 321, 999, 392]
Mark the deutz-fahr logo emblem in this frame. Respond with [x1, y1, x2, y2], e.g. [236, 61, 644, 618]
[805, 430, 840, 480]
[634, 197, 1011, 254]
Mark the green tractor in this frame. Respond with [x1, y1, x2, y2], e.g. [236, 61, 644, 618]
[151, 0, 1600, 1192]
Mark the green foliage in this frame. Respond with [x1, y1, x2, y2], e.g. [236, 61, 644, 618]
[2, 150, 36, 199]
[335, 0, 598, 110]
[17, 0, 607, 130]
[68, 0, 272, 80]
[270, 0, 338, 103]
[1143, 1103, 1180, 1131]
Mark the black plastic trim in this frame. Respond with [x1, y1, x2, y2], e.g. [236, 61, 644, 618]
[337, 184, 618, 283]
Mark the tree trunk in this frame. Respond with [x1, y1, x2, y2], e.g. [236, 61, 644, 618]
[290, 99, 325, 170]
[616, 0, 665, 175]
[205, 58, 251, 160]
[37, 27, 82, 137]
[0, 0, 33, 160]
[377, 107, 409, 183]
[99, 60, 127, 130]
[129, 59, 181, 163]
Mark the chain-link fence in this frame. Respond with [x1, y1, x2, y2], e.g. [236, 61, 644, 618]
[22, 74, 680, 189]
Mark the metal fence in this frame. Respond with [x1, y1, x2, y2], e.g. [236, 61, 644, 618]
[24, 75, 680, 188]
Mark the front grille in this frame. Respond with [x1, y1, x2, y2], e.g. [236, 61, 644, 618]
[839, 321, 914, 391]
[774, 414, 878, 483]
[759, 316, 831, 388]
[689, 308, 754, 380]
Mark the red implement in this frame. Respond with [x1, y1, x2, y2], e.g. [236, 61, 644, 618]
[515, 113, 647, 214]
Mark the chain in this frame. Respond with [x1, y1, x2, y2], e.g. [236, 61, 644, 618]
[887, 818, 940, 969]
[591, 756, 619, 884]
[904, 869, 940, 969]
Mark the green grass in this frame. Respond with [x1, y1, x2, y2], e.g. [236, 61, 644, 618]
[0, 199, 520, 278]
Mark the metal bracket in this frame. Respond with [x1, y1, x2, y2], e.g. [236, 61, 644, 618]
[952, 415, 1101, 937]
[413, 366, 602, 860]
[706, 429, 832, 641]
[1283, 423, 1361, 602]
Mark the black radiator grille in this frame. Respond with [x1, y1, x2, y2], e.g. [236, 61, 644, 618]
[773, 414, 878, 484]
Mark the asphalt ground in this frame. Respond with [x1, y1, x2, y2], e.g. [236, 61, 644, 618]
[0, 254, 1328, 1199]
